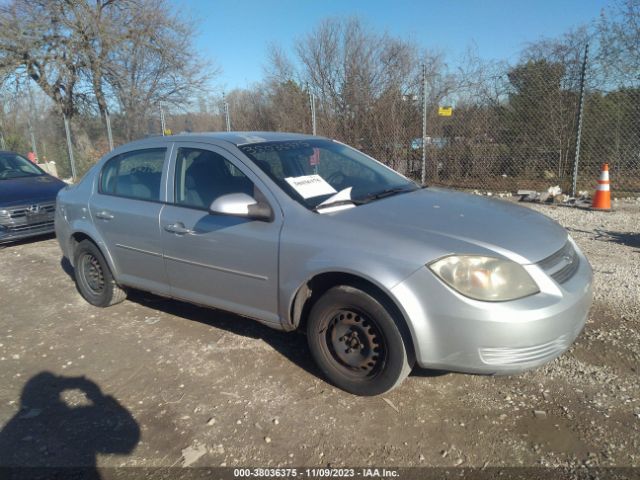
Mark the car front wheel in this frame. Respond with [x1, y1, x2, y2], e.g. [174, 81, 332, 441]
[73, 240, 126, 307]
[307, 285, 413, 396]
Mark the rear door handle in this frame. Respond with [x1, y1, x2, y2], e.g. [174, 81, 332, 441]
[95, 211, 114, 220]
[163, 222, 194, 235]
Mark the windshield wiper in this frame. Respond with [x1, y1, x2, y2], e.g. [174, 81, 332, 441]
[313, 185, 417, 211]
[313, 187, 360, 212]
[312, 198, 364, 212]
[355, 186, 416, 204]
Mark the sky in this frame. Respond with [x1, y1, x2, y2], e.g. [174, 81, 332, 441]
[176, 0, 612, 91]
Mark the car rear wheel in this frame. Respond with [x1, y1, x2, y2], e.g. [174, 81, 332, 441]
[74, 240, 126, 307]
[307, 285, 413, 396]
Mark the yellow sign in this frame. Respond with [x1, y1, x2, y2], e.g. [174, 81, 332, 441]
[163, 128, 172, 136]
[438, 106, 453, 117]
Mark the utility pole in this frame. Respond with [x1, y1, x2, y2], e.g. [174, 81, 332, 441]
[421, 63, 428, 186]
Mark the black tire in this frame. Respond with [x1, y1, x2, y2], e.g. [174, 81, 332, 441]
[307, 285, 413, 396]
[73, 240, 126, 307]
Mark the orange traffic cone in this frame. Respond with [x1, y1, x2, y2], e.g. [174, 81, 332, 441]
[592, 163, 611, 211]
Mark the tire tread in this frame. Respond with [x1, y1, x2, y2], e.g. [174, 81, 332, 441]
[73, 239, 127, 307]
[306, 285, 413, 396]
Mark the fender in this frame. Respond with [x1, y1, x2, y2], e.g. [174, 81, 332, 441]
[280, 253, 423, 331]
[67, 218, 120, 281]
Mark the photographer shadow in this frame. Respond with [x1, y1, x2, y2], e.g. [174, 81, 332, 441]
[0, 372, 140, 479]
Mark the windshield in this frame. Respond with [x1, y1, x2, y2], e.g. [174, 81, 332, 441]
[0, 152, 45, 180]
[238, 139, 417, 209]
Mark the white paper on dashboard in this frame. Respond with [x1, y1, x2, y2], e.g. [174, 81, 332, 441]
[285, 175, 337, 199]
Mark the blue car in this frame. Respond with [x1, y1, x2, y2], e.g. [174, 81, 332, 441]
[0, 151, 66, 243]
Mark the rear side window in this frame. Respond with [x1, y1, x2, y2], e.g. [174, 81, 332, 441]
[100, 148, 166, 201]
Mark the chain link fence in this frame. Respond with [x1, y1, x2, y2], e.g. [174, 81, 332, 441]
[420, 54, 586, 195]
[213, 43, 638, 197]
[579, 86, 640, 196]
[422, 51, 639, 196]
[2, 43, 638, 196]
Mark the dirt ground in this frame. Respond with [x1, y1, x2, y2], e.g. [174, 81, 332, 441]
[0, 200, 639, 473]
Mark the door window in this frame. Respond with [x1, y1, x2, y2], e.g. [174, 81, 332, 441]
[174, 148, 254, 210]
[100, 148, 165, 201]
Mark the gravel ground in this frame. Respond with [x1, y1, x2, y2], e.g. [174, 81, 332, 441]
[0, 199, 638, 472]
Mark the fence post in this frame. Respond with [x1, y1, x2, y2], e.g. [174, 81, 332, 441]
[105, 110, 114, 151]
[27, 116, 38, 158]
[159, 103, 167, 136]
[421, 63, 428, 186]
[222, 93, 231, 132]
[0, 112, 4, 149]
[309, 89, 317, 136]
[26, 78, 39, 158]
[63, 114, 77, 181]
[0, 109, 8, 151]
[571, 43, 589, 197]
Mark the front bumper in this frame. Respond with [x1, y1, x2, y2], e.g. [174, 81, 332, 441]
[0, 202, 57, 244]
[0, 222, 56, 243]
[391, 244, 593, 374]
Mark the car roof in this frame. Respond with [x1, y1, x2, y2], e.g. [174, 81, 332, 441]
[119, 131, 323, 151]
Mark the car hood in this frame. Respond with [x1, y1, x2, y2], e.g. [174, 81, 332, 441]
[0, 175, 66, 206]
[334, 187, 567, 264]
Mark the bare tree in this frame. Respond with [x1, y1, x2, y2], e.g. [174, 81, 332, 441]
[264, 43, 297, 84]
[522, 27, 593, 90]
[275, 17, 443, 163]
[0, 0, 216, 143]
[597, 0, 640, 87]
[56, 0, 134, 146]
[0, 1, 92, 119]
[455, 45, 510, 106]
[106, 0, 216, 140]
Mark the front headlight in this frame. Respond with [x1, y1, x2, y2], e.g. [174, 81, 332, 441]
[428, 255, 539, 302]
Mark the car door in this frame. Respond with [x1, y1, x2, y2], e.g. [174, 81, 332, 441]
[89, 146, 170, 295]
[160, 143, 282, 324]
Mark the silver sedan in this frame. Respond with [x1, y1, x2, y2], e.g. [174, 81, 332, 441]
[55, 132, 593, 395]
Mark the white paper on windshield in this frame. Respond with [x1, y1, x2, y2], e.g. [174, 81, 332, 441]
[317, 187, 353, 207]
[285, 175, 336, 199]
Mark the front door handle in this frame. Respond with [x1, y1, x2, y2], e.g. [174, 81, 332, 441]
[95, 211, 114, 220]
[163, 222, 194, 235]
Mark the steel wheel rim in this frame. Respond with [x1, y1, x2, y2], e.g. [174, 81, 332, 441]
[325, 309, 385, 378]
[81, 254, 105, 294]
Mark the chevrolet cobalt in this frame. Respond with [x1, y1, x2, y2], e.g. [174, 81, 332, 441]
[55, 133, 593, 395]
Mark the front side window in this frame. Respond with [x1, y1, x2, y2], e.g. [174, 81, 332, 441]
[238, 139, 417, 209]
[0, 153, 44, 180]
[100, 148, 165, 201]
[174, 147, 254, 210]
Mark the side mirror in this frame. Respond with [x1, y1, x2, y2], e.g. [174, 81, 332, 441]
[209, 193, 272, 221]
